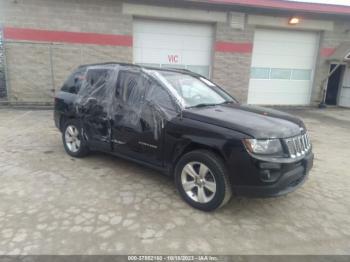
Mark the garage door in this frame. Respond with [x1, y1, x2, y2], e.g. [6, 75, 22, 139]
[133, 19, 213, 77]
[248, 29, 319, 105]
[339, 66, 350, 108]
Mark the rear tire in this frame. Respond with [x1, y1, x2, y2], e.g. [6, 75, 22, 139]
[174, 150, 232, 211]
[62, 119, 89, 158]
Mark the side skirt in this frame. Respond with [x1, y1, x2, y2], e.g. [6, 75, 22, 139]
[89, 146, 172, 176]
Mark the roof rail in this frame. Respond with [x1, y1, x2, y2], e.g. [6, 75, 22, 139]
[77, 62, 203, 76]
[165, 68, 192, 73]
[156, 67, 202, 75]
[78, 62, 141, 68]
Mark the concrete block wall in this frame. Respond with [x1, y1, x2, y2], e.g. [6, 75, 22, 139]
[0, 0, 133, 104]
[4, 43, 133, 103]
[0, 0, 132, 35]
[213, 22, 254, 103]
[312, 20, 350, 104]
[5, 43, 52, 102]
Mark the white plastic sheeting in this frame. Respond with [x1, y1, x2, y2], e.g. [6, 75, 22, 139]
[75, 64, 181, 141]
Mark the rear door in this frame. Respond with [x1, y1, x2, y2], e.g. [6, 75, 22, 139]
[79, 67, 114, 152]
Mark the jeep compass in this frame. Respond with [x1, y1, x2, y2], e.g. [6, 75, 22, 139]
[54, 63, 314, 211]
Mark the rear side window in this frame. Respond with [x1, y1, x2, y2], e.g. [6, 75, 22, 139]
[61, 67, 86, 94]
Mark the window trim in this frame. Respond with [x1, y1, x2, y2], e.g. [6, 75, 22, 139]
[250, 67, 312, 81]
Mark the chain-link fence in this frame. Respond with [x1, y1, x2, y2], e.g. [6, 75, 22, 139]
[3, 40, 131, 104]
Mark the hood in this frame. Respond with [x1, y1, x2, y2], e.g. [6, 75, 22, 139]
[183, 103, 305, 139]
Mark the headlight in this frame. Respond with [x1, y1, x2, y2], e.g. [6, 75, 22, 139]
[243, 139, 283, 155]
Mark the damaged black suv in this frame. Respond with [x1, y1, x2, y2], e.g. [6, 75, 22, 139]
[54, 63, 314, 211]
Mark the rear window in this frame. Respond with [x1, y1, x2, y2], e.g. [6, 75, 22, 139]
[81, 68, 114, 99]
[61, 67, 86, 94]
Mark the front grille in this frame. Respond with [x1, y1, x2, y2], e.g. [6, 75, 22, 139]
[284, 133, 311, 159]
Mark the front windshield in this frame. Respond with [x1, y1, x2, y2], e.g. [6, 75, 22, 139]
[149, 70, 235, 108]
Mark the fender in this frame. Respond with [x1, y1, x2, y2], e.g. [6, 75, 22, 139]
[163, 117, 250, 174]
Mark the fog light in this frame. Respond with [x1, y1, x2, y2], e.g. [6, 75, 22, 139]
[260, 170, 271, 181]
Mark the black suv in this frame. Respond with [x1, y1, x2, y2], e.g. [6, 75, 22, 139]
[54, 63, 314, 211]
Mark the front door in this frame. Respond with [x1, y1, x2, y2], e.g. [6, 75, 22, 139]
[339, 66, 350, 108]
[111, 69, 176, 166]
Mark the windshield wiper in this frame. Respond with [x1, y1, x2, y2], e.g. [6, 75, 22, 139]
[187, 103, 218, 109]
[220, 100, 235, 105]
[187, 101, 235, 109]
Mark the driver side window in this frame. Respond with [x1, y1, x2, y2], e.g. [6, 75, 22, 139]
[144, 77, 177, 113]
[116, 70, 146, 107]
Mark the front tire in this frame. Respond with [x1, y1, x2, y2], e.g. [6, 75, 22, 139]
[174, 150, 232, 211]
[62, 119, 89, 158]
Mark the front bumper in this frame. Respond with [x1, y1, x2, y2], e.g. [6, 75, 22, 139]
[233, 152, 314, 198]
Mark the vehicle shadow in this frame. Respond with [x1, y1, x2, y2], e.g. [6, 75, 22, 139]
[81, 151, 298, 218]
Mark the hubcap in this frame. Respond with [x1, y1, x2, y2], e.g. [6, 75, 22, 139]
[181, 162, 217, 204]
[65, 125, 81, 153]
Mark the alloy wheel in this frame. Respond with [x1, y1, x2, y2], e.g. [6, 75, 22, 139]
[180, 161, 217, 203]
[65, 125, 81, 153]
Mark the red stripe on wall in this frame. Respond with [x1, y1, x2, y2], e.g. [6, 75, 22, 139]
[3, 27, 133, 47]
[320, 48, 336, 58]
[215, 42, 253, 53]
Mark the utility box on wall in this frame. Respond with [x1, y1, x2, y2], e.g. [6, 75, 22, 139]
[0, 26, 7, 99]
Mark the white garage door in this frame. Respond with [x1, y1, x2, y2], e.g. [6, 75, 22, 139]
[133, 19, 213, 77]
[248, 29, 319, 105]
[339, 66, 350, 108]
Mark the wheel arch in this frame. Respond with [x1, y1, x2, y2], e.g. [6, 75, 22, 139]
[173, 142, 233, 211]
[59, 114, 76, 132]
[170, 141, 226, 176]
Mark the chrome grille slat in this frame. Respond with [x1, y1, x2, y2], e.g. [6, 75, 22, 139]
[284, 133, 311, 159]
[297, 139, 301, 154]
[299, 136, 305, 153]
[304, 134, 308, 149]
[302, 135, 307, 150]
[305, 133, 311, 147]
